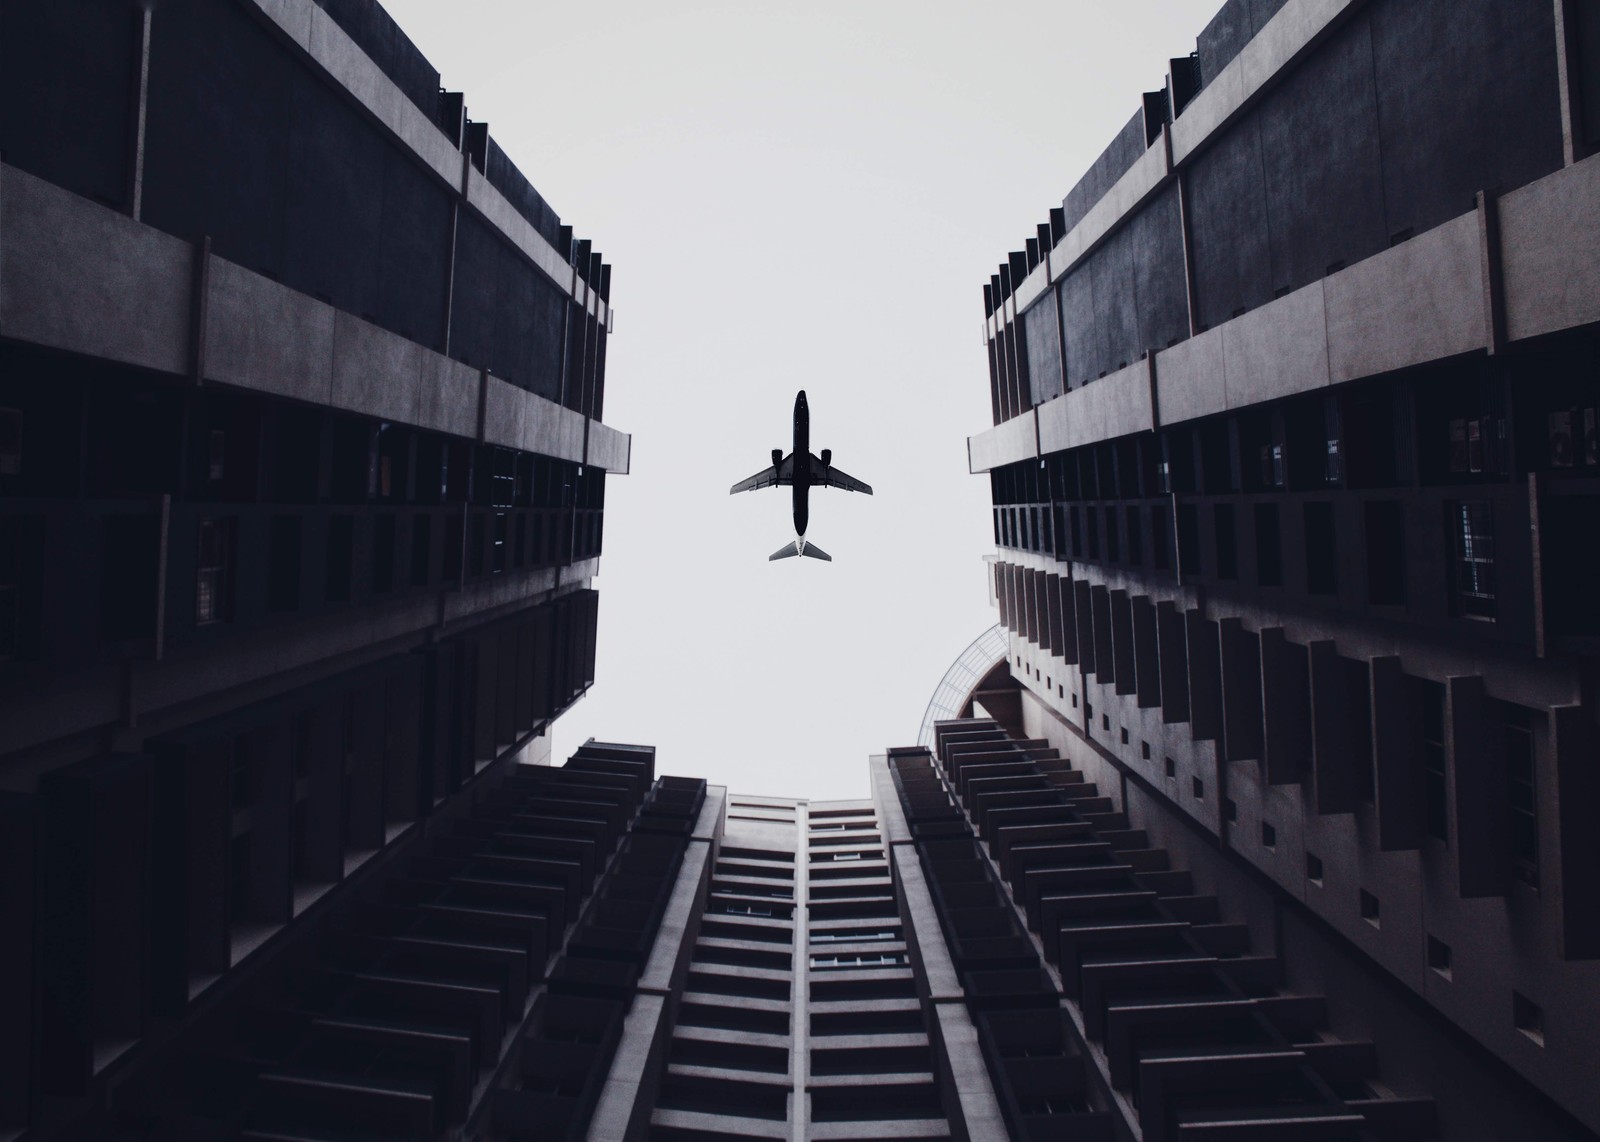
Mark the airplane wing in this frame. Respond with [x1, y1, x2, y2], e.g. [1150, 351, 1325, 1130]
[730, 453, 794, 494]
[810, 455, 873, 495]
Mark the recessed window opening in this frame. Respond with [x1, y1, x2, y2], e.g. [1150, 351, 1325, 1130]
[1360, 889, 1381, 927]
[1513, 991, 1544, 1046]
[1306, 853, 1323, 883]
[1193, 776, 1204, 799]
[1427, 935, 1452, 978]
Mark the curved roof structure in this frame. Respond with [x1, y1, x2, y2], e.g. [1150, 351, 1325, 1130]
[917, 623, 1008, 749]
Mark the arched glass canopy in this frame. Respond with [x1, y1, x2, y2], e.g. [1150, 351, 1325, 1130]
[917, 623, 1008, 749]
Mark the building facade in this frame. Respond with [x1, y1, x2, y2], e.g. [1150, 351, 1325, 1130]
[0, 0, 626, 1136]
[969, 0, 1600, 1137]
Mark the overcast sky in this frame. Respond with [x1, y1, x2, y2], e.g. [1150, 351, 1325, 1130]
[382, 0, 1215, 801]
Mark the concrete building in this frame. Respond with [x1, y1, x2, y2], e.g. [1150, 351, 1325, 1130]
[967, 0, 1600, 1138]
[0, 0, 626, 1136]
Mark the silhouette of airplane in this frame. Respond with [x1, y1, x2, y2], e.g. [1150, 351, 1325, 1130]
[729, 390, 873, 561]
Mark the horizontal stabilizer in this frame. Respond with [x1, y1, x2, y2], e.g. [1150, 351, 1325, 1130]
[768, 539, 832, 562]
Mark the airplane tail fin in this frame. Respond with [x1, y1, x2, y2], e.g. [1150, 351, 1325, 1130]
[768, 539, 833, 562]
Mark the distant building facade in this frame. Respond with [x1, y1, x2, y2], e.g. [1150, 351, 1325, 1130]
[0, 0, 626, 1135]
[969, 0, 1600, 1138]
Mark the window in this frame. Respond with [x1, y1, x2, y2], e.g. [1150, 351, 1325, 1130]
[1359, 889, 1381, 927]
[325, 515, 354, 602]
[1125, 505, 1142, 565]
[1513, 992, 1544, 1046]
[1427, 935, 1452, 978]
[0, 407, 20, 476]
[1254, 503, 1282, 586]
[1364, 500, 1406, 605]
[1214, 504, 1237, 579]
[1306, 853, 1324, 883]
[196, 518, 233, 624]
[1120, 727, 1130, 745]
[1192, 776, 1204, 800]
[491, 512, 508, 574]
[1224, 798, 1237, 821]
[373, 514, 396, 593]
[411, 515, 431, 586]
[1504, 705, 1538, 888]
[0, 519, 18, 659]
[1261, 822, 1277, 848]
[268, 516, 301, 611]
[208, 429, 226, 481]
[1152, 504, 1171, 571]
[1416, 679, 1449, 842]
[1177, 503, 1202, 576]
[1448, 501, 1495, 618]
[1305, 502, 1337, 595]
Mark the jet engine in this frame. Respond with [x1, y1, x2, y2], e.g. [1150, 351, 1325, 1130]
[772, 448, 783, 467]
[820, 449, 832, 466]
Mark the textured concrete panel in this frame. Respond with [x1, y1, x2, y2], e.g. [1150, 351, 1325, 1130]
[1324, 211, 1485, 382]
[967, 409, 1037, 473]
[1039, 358, 1155, 454]
[1500, 152, 1600, 342]
[329, 310, 425, 424]
[1052, 136, 1168, 284]
[0, 166, 191, 377]
[523, 397, 586, 466]
[1221, 280, 1330, 408]
[1154, 327, 1226, 426]
[1173, 0, 1359, 165]
[465, 166, 576, 299]
[415, 352, 480, 440]
[205, 257, 335, 404]
[587, 422, 632, 474]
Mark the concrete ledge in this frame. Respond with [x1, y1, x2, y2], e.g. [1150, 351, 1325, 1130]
[1501, 150, 1600, 342]
[1221, 278, 1330, 409]
[0, 166, 630, 470]
[968, 408, 1037, 473]
[1170, 0, 1359, 165]
[1154, 326, 1227, 426]
[1038, 358, 1156, 453]
[1325, 211, 1485, 382]
[0, 165, 192, 376]
[1052, 134, 1171, 287]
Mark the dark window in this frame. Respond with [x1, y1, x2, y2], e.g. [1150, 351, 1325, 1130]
[268, 515, 302, 611]
[1359, 889, 1380, 926]
[1070, 507, 1083, 558]
[1126, 506, 1142, 565]
[373, 514, 395, 593]
[0, 407, 20, 476]
[196, 518, 234, 624]
[468, 513, 486, 577]
[1427, 935, 1452, 977]
[411, 514, 431, 585]
[1504, 704, 1538, 888]
[1305, 502, 1337, 595]
[325, 515, 354, 602]
[1513, 992, 1544, 1046]
[1177, 504, 1202, 576]
[1448, 501, 1495, 619]
[1086, 506, 1100, 560]
[1254, 503, 1282, 586]
[0, 519, 18, 659]
[1214, 504, 1237, 579]
[1151, 504, 1171, 570]
[1365, 500, 1406, 605]
[1192, 776, 1204, 799]
[228, 833, 252, 928]
[1224, 798, 1237, 821]
[1578, 0, 1600, 149]
[492, 512, 508, 574]
[1415, 679, 1448, 842]
[207, 428, 226, 481]
[1106, 508, 1121, 562]
[1306, 853, 1323, 882]
[1261, 822, 1276, 848]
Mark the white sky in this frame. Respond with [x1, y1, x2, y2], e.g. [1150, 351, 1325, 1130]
[382, 0, 1216, 800]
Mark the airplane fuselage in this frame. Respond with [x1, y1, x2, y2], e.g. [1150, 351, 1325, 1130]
[792, 390, 810, 538]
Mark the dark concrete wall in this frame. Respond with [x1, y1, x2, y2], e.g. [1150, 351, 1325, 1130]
[1185, 0, 1563, 330]
[1061, 110, 1147, 234]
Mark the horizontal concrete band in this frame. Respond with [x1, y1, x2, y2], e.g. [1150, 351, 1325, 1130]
[968, 150, 1600, 472]
[251, 0, 611, 329]
[0, 165, 631, 474]
[986, 0, 1360, 343]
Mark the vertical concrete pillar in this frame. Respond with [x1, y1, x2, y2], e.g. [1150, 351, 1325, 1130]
[1450, 675, 1506, 898]
[1308, 641, 1357, 814]
[1157, 601, 1190, 724]
[995, 562, 1010, 630]
[1259, 628, 1310, 785]
[1371, 656, 1421, 852]
[1042, 572, 1062, 658]
[1552, 705, 1600, 959]
[302, 700, 345, 882]
[1218, 619, 1264, 763]
[1184, 610, 1221, 742]
[1133, 596, 1161, 709]
[1111, 590, 1136, 695]
[1091, 585, 1114, 683]
[1075, 580, 1096, 675]
[1033, 569, 1050, 647]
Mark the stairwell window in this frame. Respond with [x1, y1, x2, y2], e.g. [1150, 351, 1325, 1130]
[1448, 501, 1496, 619]
[195, 518, 234, 625]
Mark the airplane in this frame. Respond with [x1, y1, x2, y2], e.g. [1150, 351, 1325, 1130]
[729, 390, 873, 561]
